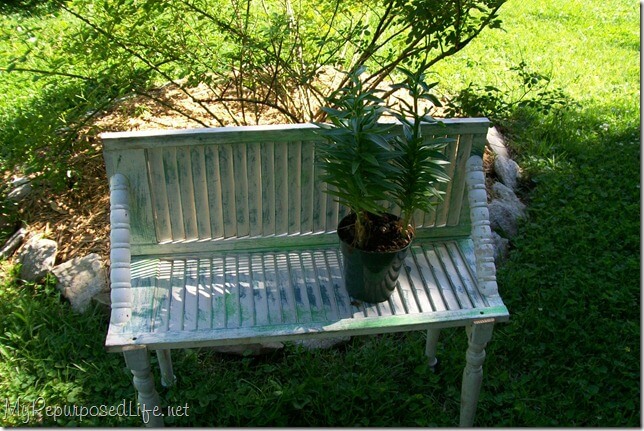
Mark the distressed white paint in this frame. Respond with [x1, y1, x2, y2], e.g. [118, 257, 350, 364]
[102, 119, 509, 427]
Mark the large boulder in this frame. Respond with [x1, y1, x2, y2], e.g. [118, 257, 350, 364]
[491, 231, 510, 265]
[6, 177, 33, 202]
[18, 234, 58, 282]
[295, 337, 351, 350]
[211, 342, 285, 356]
[52, 253, 109, 313]
[486, 126, 509, 158]
[488, 182, 526, 239]
[494, 155, 521, 191]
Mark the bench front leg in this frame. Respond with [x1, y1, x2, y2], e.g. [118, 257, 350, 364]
[123, 346, 164, 427]
[459, 319, 495, 427]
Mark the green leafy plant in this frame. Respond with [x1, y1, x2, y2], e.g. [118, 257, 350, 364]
[444, 61, 572, 125]
[389, 65, 451, 236]
[315, 66, 400, 249]
[4, 0, 506, 125]
[316, 64, 450, 248]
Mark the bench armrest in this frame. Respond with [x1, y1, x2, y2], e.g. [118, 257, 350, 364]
[466, 156, 499, 298]
[109, 173, 133, 325]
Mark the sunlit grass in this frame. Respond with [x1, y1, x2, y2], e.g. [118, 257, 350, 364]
[433, 0, 639, 107]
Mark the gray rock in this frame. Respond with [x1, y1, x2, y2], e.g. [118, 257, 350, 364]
[494, 155, 521, 191]
[491, 231, 510, 265]
[92, 291, 112, 307]
[488, 182, 526, 239]
[7, 179, 32, 202]
[486, 126, 509, 158]
[491, 182, 526, 213]
[211, 342, 284, 356]
[10, 177, 30, 187]
[18, 234, 58, 282]
[296, 336, 351, 350]
[488, 199, 525, 238]
[0, 228, 26, 259]
[52, 253, 109, 313]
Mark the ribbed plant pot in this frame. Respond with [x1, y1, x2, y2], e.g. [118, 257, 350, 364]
[338, 215, 412, 303]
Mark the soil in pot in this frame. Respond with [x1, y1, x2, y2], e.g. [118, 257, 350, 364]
[337, 212, 413, 303]
[337, 212, 412, 252]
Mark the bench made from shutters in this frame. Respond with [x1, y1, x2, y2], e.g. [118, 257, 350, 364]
[101, 118, 509, 427]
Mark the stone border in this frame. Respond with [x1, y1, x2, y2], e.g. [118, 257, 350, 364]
[485, 126, 526, 265]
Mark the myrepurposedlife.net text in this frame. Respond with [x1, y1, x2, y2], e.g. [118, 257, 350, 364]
[3, 397, 189, 424]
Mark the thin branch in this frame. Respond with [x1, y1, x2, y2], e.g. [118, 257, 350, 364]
[58, 1, 228, 126]
[0, 66, 93, 81]
[134, 90, 212, 128]
[207, 96, 301, 123]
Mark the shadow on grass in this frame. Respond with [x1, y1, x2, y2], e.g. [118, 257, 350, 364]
[481, 103, 640, 426]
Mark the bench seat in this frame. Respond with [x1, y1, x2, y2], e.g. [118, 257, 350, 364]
[106, 238, 508, 351]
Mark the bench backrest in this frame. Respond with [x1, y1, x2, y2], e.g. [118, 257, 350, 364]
[102, 119, 489, 256]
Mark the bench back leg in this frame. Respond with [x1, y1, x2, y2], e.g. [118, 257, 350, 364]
[123, 346, 164, 427]
[425, 328, 441, 370]
[459, 320, 495, 427]
[156, 349, 176, 388]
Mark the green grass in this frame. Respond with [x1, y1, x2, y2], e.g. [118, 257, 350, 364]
[0, 0, 640, 426]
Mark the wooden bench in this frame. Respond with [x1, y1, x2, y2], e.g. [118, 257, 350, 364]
[101, 119, 509, 427]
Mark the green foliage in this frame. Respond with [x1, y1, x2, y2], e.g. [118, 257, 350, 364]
[0, 267, 136, 426]
[3, 0, 507, 126]
[445, 61, 573, 126]
[486, 114, 640, 426]
[0, 0, 639, 426]
[389, 65, 451, 232]
[0, 0, 59, 16]
[316, 64, 452, 247]
[316, 66, 400, 248]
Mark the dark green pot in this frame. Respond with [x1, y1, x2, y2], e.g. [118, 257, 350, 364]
[338, 217, 412, 304]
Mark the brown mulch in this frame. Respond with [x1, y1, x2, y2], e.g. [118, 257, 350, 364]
[11, 139, 111, 265]
[5, 82, 295, 266]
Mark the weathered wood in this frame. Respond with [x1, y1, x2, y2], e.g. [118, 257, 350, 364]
[108, 174, 132, 327]
[105, 150, 156, 245]
[105, 241, 508, 351]
[460, 320, 495, 427]
[156, 349, 175, 388]
[103, 121, 489, 249]
[425, 328, 441, 368]
[122, 346, 163, 427]
[466, 155, 500, 299]
[101, 119, 490, 149]
[102, 119, 508, 426]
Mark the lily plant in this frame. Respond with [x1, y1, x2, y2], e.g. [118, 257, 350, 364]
[389, 65, 452, 236]
[316, 64, 451, 249]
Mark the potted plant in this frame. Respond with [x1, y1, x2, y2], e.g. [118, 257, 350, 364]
[316, 65, 451, 303]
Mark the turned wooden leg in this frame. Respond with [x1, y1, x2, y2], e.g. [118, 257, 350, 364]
[459, 320, 495, 427]
[425, 328, 441, 370]
[156, 349, 176, 388]
[123, 346, 164, 427]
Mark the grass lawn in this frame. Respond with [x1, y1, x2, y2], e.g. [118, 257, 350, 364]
[0, 0, 640, 426]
